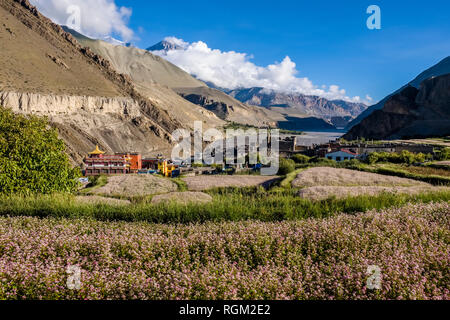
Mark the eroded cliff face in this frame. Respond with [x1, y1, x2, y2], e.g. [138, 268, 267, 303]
[343, 74, 450, 140]
[0, 92, 142, 117]
[0, 92, 174, 164]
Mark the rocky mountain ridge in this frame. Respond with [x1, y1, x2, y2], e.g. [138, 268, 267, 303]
[347, 56, 450, 130]
[0, 0, 187, 162]
[343, 73, 450, 140]
[175, 86, 286, 127]
[62, 27, 224, 131]
[227, 87, 367, 127]
[147, 39, 185, 52]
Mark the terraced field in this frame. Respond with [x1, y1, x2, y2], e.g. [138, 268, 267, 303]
[292, 167, 447, 200]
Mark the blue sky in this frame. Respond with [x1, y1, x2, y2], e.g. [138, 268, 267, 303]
[111, 0, 449, 102]
[31, 0, 450, 103]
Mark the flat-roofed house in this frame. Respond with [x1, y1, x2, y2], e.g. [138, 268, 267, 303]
[84, 146, 130, 176]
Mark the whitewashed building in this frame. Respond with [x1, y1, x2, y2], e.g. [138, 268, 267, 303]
[325, 149, 359, 162]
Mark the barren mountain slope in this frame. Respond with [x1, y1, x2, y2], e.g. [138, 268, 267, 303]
[347, 56, 450, 130]
[0, 0, 183, 163]
[64, 29, 223, 130]
[0, 3, 120, 96]
[66, 29, 207, 89]
[344, 74, 450, 140]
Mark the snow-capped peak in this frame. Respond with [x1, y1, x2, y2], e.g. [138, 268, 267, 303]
[103, 35, 132, 48]
[146, 37, 188, 52]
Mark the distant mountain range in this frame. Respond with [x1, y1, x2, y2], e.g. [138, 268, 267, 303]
[3, 0, 447, 167]
[147, 40, 368, 129]
[226, 87, 367, 128]
[64, 29, 288, 128]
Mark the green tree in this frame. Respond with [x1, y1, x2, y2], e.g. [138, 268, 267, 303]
[0, 107, 79, 194]
[400, 150, 415, 165]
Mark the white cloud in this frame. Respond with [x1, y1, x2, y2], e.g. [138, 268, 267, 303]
[153, 38, 369, 104]
[30, 0, 134, 41]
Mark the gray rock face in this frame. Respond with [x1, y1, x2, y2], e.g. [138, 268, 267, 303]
[343, 74, 450, 140]
[0, 91, 141, 117]
[227, 87, 366, 125]
[147, 40, 185, 52]
[347, 56, 450, 130]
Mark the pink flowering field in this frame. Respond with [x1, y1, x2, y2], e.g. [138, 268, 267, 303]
[0, 202, 448, 300]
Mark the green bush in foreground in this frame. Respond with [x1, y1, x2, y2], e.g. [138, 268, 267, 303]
[0, 107, 79, 194]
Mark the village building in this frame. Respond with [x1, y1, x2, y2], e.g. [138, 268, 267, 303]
[84, 146, 143, 176]
[116, 152, 142, 173]
[279, 136, 313, 157]
[142, 158, 160, 170]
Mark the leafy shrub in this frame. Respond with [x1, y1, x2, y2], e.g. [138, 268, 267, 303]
[436, 147, 450, 161]
[292, 154, 311, 164]
[0, 107, 79, 194]
[278, 158, 296, 175]
[367, 151, 430, 165]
